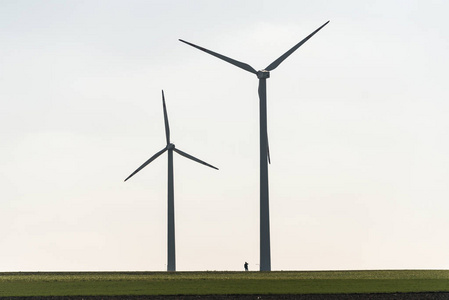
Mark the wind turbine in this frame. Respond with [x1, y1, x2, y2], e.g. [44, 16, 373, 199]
[124, 90, 218, 272]
[179, 21, 329, 271]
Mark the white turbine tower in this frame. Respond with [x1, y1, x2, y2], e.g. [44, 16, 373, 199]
[125, 90, 219, 271]
[180, 21, 329, 271]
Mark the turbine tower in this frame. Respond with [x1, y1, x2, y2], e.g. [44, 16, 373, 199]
[180, 21, 329, 271]
[125, 90, 218, 272]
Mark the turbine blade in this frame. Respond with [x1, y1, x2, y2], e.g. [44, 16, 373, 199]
[173, 148, 219, 170]
[258, 78, 270, 164]
[265, 20, 330, 71]
[179, 39, 257, 75]
[267, 134, 271, 164]
[124, 148, 167, 182]
[162, 90, 170, 145]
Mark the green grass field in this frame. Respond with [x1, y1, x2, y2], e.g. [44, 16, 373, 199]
[1, 270, 449, 297]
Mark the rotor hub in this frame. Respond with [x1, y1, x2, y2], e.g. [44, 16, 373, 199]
[167, 143, 175, 150]
[257, 70, 270, 79]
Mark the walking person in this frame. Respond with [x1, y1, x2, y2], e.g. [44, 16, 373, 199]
[244, 262, 248, 271]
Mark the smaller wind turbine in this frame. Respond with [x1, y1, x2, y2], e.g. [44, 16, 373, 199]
[125, 90, 218, 272]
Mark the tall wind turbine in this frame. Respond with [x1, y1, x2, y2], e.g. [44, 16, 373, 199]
[124, 90, 218, 272]
[180, 21, 329, 271]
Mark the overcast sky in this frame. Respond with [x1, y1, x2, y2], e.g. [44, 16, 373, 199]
[1, 0, 449, 271]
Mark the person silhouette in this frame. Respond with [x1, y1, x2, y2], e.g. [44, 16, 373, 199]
[244, 262, 248, 271]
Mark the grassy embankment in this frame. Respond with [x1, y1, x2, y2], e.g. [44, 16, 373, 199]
[1, 270, 449, 297]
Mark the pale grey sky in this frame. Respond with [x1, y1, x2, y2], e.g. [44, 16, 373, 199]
[1, 0, 449, 271]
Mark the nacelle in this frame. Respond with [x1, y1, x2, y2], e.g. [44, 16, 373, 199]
[257, 70, 270, 79]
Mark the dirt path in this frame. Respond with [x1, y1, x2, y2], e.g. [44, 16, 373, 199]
[2, 293, 449, 299]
